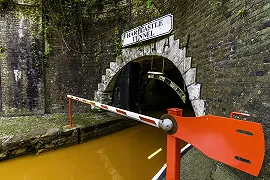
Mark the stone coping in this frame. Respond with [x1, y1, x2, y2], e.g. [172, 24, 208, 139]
[0, 111, 137, 161]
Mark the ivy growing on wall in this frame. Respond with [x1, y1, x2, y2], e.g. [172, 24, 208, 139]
[94, 36, 102, 62]
[0, 46, 5, 58]
[210, 0, 222, 9]
[113, 26, 122, 57]
[0, 0, 123, 49]
[133, 0, 160, 25]
[0, 0, 162, 60]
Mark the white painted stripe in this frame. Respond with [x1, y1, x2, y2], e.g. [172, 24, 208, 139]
[105, 104, 159, 127]
[152, 144, 192, 180]
[181, 143, 192, 153]
[152, 163, 167, 180]
[148, 148, 163, 160]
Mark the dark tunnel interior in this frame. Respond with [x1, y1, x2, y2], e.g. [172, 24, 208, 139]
[112, 56, 195, 118]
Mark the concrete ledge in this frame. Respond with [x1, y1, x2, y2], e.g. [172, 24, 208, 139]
[0, 112, 137, 161]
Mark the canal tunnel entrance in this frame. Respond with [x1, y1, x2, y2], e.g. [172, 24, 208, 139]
[112, 56, 195, 118]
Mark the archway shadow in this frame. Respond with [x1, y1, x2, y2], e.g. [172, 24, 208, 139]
[112, 56, 195, 118]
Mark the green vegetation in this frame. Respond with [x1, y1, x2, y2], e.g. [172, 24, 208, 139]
[113, 26, 122, 57]
[236, 8, 247, 17]
[210, 0, 222, 9]
[0, 46, 5, 58]
[94, 37, 102, 62]
[0, 46, 4, 53]
[0, 0, 123, 51]
[0, 112, 122, 137]
[0, 0, 161, 58]
[146, 0, 152, 9]
[209, 0, 248, 18]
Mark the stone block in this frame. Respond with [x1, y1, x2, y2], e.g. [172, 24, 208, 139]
[101, 75, 107, 84]
[168, 34, 175, 47]
[94, 90, 112, 104]
[98, 83, 106, 91]
[187, 84, 201, 100]
[143, 43, 155, 56]
[110, 62, 120, 72]
[166, 37, 180, 58]
[191, 99, 206, 117]
[156, 38, 167, 55]
[183, 57, 192, 74]
[178, 62, 184, 75]
[121, 48, 129, 60]
[183, 68, 196, 86]
[171, 55, 181, 67]
[115, 56, 123, 65]
[180, 47, 187, 59]
[106, 68, 116, 77]
[131, 47, 141, 60]
[166, 46, 181, 61]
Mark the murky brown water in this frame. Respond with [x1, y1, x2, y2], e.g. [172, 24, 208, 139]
[0, 124, 169, 180]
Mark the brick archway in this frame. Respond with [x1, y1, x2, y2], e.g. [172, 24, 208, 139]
[95, 35, 205, 116]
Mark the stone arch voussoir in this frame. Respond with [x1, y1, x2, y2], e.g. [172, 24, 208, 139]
[94, 35, 206, 117]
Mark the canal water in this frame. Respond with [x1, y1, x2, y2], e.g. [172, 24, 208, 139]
[0, 124, 169, 180]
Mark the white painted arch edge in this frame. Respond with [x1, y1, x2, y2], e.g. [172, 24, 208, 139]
[95, 35, 206, 117]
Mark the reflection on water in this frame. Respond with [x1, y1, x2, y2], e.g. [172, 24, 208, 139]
[0, 124, 167, 180]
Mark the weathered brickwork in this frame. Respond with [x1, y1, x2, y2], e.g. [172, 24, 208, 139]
[45, 6, 129, 113]
[92, 0, 270, 178]
[150, 0, 270, 178]
[0, 9, 44, 115]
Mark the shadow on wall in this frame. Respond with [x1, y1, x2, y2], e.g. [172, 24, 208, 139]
[112, 56, 195, 118]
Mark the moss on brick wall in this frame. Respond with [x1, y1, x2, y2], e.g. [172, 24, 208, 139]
[143, 0, 269, 178]
[44, 2, 130, 113]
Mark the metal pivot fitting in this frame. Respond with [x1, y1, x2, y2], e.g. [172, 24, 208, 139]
[159, 108, 182, 134]
[159, 114, 178, 135]
[158, 118, 174, 132]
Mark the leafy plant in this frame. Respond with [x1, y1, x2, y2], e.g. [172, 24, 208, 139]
[146, 0, 152, 9]
[94, 37, 102, 62]
[0, 46, 4, 53]
[0, 46, 5, 58]
[210, 0, 222, 9]
[0, 0, 123, 51]
[113, 26, 122, 57]
[236, 9, 247, 17]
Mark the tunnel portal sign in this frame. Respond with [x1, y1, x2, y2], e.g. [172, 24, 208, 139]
[122, 14, 173, 47]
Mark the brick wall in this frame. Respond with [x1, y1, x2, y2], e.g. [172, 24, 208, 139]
[87, 0, 268, 178]
[149, 0, 269, 178]
[0, 9, 44, 115]
[45, 3, 129, 113]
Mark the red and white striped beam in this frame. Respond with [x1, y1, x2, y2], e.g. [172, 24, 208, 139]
[67, 95, 163, 128]
[67, 94, 193, 179]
